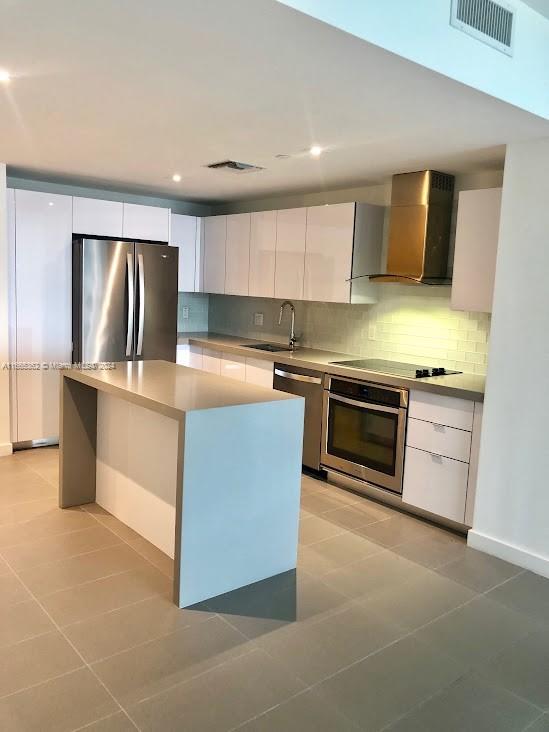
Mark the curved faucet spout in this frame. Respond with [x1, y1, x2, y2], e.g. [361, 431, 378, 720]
[278, 300, 297, 350]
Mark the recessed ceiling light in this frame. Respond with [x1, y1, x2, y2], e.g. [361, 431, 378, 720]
[172, 173, 182, 182]
[48, 202, 54, 207]
[309, 145, 323, 157]
[0, 70, 11, 83]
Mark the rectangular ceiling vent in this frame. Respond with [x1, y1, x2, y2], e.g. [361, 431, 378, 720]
[206, 160, 264, 174]
[450, 0, 515, 56]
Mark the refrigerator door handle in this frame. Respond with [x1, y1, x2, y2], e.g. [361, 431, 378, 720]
[136, 252, 145, 356]
[126, 252, 135, 357]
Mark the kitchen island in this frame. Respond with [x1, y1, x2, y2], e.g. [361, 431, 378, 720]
[59, 360, 304, 608]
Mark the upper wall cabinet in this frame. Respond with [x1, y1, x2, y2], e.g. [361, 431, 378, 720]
[203, 215, 227, 294]
[304, 203, 355, 303]
[12, 190, 73, 443]
[249, 210, 277, 298]
[170, 214, 201, 292]
[122, 203, 170, 242]
[274, 208, 307, 300]
[225, 213, 251, 296]
[451, 188, 502, 314]
[73, 197, 123, 238]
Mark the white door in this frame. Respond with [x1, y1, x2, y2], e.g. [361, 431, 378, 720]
[225, 214, 250, 296]
[249, 211, 276, 297]
[122, 203, 170, 242]
[73, 197, 123, 238]
[274, 208, 306, 300]
[304, 203, 354, 303]
[14, 190, 73, 442]
[203, 216, 227, 294]
[170, 214, 198, 292]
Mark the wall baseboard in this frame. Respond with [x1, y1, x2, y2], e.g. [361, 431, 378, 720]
[468, 529, 549, 580]
[0, 442, 13, 457]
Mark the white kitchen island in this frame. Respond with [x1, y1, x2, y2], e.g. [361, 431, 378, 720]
[59, 360, 304, 608]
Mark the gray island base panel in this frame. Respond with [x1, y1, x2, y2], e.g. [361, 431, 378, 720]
[59, 360, 304, 608]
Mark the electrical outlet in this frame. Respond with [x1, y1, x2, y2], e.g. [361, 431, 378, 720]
[182, 306, 189, 320]
[254, 312, 264, 326]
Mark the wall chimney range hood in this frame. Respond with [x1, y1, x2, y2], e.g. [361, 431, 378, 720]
[369, 170, 455, 285]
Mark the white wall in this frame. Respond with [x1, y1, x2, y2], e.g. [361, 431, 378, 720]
[0, 164, 12, 455]
[279, 0, 549, 120]
[469, 137, 549, 577]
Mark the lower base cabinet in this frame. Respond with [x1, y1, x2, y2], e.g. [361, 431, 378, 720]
[403, 446, 469, 524]
[178, 345, 273, 389]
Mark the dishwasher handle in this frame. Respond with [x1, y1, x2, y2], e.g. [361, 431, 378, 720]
[274, 368, 322, 385]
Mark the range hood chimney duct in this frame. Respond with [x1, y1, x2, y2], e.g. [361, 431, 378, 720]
[369, 170, 455, 285]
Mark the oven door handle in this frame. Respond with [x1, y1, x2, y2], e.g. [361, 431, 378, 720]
[328, 392, 402, 415]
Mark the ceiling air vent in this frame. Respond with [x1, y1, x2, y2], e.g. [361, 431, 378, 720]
[206, 160, 264, 174]
[450, 0, 515, 56]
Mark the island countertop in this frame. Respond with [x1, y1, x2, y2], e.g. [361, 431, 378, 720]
[177, 332, 486, 402]
[62, 359, 299, 421]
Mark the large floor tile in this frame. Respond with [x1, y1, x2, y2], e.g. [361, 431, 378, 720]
[126, 535, 174, 578]
[486, 571, 549, 627]
[129, 648, 305, 732]
[41, 565, 171, 626]
[19, 543, 145, 597]
[436, 547, 523, 592]
[0, 506, 96, 549]
[64, 593, 214, 663]
[92, 615, 251, 706]
[354, 513, 438, 548]
[0, 631, 83, 698]
[238, 688, 360, 731]
[358, 570, 476, 631]
[525, 715, 549, 731]
[0, 599, 54, 649]
[1, 525, 122, 572]
[322, 500, 392, 530]
[386, 674, 541, 732]
[0, 497, 58, 528]
[315, 635, 465, 731]
[415, 595, 536, 669]
[300, 490, 359, 515]
[0, 667, 118, 732]
[393, 530, 468, 569]
[0, 477, 57, 507]
[298, 531, 382, 575]
[205, 570, 350, 640]
[256, 601, 405, 685]
[321, 550, 431, 600]
[76, 712, 137, 731]
[299, 514, 346, 545]
[0, 572, 31, 607]
[479, 629, 549, 710]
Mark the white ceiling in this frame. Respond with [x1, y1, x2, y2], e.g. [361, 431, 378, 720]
[1, 0, 548, 202]
[524, 0, 549, 19]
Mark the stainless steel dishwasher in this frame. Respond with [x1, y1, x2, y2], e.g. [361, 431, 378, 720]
[273, 363, 324, 472]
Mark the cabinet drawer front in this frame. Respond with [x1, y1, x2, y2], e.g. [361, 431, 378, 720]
[221, 355, 246, 382]
[202, 348, 221, 375]
[409, 390, 474, 431]
[245, 358, 273, 388]
[403, 447, 468, 524]
[406, 418, 471, 463]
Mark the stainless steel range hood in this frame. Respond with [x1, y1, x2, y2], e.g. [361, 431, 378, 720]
[369, 170, 455, 285]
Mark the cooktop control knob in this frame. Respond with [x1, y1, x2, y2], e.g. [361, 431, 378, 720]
[415, 369, 423, 378]
[432, 367, 446, 376]
[421, 369, 429, 378]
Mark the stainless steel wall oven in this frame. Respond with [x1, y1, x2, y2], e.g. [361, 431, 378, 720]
[321, 375, 408, 494]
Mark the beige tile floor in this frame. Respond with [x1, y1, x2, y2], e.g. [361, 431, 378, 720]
[0, 446, 548, 731]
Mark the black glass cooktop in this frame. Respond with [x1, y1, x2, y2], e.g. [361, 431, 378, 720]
[329, 358, 461, 379]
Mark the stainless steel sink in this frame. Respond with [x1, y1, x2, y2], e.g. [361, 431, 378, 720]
[241, 343, 290, 353]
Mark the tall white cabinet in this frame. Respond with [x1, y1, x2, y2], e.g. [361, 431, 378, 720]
[203, 216, 227, 294]
[11, 190, 73, 443]
[274, 208, 307, 300]
[225, 213, 251, 296]
[249, 210, 277, 297]
[170, 213, 202, 292]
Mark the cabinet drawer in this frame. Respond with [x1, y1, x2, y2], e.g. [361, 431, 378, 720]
[245, 358, 273, 388]
[221, 355, 246, 382]
[403, 446, 468, 524]
[409, 390, 474, 431]
[406, 418, 472, 463]
[202, 348, 221, 375]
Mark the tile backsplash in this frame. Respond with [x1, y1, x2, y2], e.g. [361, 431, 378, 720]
[208, 286, 490, 375]
[177, 293, 209, 332]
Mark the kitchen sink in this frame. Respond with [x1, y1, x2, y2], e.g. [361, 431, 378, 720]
[241, 343, 291, 353]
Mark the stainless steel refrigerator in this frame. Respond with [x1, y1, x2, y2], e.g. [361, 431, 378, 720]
[72, 238, 178, 363]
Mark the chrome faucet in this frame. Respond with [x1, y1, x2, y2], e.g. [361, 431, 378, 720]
[278, 300, 298, 351]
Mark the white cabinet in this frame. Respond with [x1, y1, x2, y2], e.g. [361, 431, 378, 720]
[304, 203, 355, 303]
[203, 216, 227, 294]
[403, 447, 469, 524]
[176, 344, 190, 365]
[245, 357, 273, 388]
[122, 203, 170, 242]
[225, 214, 250, 296]
[202, 348, 221, 375]
[73, 197, 123, 238]
[170, 214, 200, 292]
[221, 355, 247, 382]
[451, 188, 502, 314]
[274, 208, 307, 300]
[188, 345, 203, 369]
[408, 389, 474, 431]
[406, 417, 472, 464]
[249, 211, 277, 297]
[13, 190, 73, 443]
